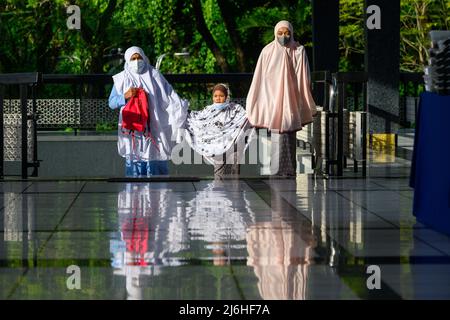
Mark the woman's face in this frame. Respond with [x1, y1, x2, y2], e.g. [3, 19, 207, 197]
[276, 27, 291, 37]
[130, 53, 143, 61]
[213, 90, 227, 103]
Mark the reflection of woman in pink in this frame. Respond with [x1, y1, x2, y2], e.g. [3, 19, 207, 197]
[246, 20, 317, 176]
[246, 221, 315, 299]
[246, 194, 317, 300]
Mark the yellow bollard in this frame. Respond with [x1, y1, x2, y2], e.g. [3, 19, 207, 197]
[371, 134, 396, 163]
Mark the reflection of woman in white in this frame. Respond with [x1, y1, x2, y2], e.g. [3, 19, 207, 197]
[246, 21, 317, 176]
[111, 183, 190, 299]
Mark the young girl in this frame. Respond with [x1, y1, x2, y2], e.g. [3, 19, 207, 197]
[184, 84, 254, 178]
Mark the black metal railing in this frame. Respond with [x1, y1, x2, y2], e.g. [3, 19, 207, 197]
[0, 71, 420, 179]
[1, 72, 332, 130]
[40, 73, 254, 132]
[297, 71, 332, 170]
[0, 72, 41, 178]
[330, 72, 368, 177]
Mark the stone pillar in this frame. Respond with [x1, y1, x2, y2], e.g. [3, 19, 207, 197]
[364, 0, 400, 134]
[312, 0, 339, 106]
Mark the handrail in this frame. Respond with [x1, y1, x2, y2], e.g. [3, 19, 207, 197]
[0, 72, 41, 85]
[330, 72, 368, 177]
[0, 72, 41, 179]
[41, 73, 255, 84]
[0, 71, 423, 85]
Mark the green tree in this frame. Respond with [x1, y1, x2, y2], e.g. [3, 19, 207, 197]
[400, 0, 450, 72]
[339, 0, 364, 71]
[338, 0, 449, 72]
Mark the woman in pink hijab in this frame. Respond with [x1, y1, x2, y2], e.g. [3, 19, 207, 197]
[246, 20, 316, 176]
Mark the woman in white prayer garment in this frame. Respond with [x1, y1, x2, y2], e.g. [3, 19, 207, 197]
[108, 46, 189, 177]
[184, 83, 255, 178]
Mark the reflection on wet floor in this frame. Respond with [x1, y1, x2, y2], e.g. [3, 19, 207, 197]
[0, 176, 449, 300]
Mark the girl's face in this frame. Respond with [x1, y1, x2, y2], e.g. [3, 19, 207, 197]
[213, 90, 227, 103]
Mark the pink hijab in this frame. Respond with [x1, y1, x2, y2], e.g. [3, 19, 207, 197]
[246, 20, 317, 133]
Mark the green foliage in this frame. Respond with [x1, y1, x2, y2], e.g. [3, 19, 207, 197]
[400, 0, 450, 72]
[339, 0, 364, 71]
[238, 1, 313, 47]
[1, 0, 448, 77]
[0, 0, 314, 75]
[95, 122, 117, 132]
[338, 0, 449, 72]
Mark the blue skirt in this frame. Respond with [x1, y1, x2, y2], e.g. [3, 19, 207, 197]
[125, 160, 169, 177]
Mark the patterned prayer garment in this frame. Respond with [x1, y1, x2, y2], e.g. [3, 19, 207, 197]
[184, 102, 255, 170]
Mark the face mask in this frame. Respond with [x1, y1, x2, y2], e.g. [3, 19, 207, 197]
[213, 102, 229, 111]
[277, 36, 290, 46]
[129, 59, 145, 74]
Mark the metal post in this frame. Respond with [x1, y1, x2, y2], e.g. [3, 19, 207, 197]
[354, 83, 359, 111]
[362, 81, 368, 177]
[325, 110, 330, 175]
[20, 84, 28, 179]
[362, 111, 367, 177]
[337, 81, 344, 176]
[21, 191, 29, 267]
[312, 0, 339, 106]
[323, 73, 330, 110]
[400, 80, 406, 126]
[0, 85, 4, 179]
[31, 84, 38, 177]
[324, 73, 332, 175]
[73, 83, 78, 136]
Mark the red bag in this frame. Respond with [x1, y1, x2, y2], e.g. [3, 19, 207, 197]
[122, 88, 149, 133]
[121, 88, 158, 151]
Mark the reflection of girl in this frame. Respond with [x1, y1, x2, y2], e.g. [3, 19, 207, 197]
[187, 180, 254, 243]
[246, 21, 317, 176]
[108, 46, 188, 177]
[186, 180, 256, 267]
[184, 84, 254, 178]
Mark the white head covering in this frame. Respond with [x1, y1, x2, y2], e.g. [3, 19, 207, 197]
[113, 46, 152, 94]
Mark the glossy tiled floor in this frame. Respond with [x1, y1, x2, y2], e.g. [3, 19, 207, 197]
[1, 168, 449, 299]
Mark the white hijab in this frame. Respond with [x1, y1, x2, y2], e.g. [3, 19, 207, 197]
[113, 46, 153, 94]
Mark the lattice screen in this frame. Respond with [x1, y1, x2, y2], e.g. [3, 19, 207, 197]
[2, 98, 247, 130]
[3, 114, 34, 161]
